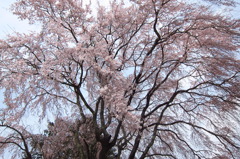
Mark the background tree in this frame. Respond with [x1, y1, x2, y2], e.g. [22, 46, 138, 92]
[0, 117, 116, 159]
[0, 0, 240, 158]
[30, 118, 99, 159]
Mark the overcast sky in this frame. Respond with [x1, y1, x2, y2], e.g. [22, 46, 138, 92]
[0, 0, 40, 105]
[1, 0, 240, 38]
[0, 0, 39, 38]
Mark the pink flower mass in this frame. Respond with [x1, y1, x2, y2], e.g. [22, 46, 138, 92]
[0, 0, 240, 158]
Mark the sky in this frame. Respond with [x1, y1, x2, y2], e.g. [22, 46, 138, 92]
[0, 0, 114, 38]
[1, 0, 239, 39]
[0, 0, 39, 39]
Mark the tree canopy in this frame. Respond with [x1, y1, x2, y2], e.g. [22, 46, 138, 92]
[0, 0, 240, 158]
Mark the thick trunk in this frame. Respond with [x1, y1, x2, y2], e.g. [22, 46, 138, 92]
[98, 146, 111, 159]
[96, 136, 113, 159]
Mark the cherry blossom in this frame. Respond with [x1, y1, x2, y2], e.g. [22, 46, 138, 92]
[0, 0, 240, 158]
